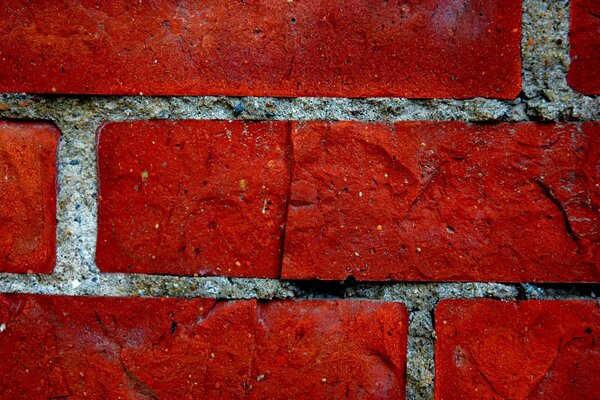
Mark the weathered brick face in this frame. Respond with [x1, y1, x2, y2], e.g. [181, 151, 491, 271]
[0, 121, 59, 273]
[96, 120, 291, 277]
[95, 121, 599, 281]
[0, 294, 407, 399]
[568, 0, 600, 94]
[283, 121, 599, 282]
[0, 0, 521, 98]
[435, 300, 600, 400]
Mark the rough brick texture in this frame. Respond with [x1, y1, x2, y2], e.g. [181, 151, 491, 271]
[96, 120, 290, 277]
[283, 122, 600, 282]
[0, 0, 521, 98]
[0, 294, 407, 399]
[568, 0, 600, 94]
[0, 121, 59, 273]
[435, 300, 600, 400]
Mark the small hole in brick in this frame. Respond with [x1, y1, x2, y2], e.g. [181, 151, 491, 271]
[585, 327, 592, 335]
[194, 247, 200, 255]
[290, 17, 296, 24]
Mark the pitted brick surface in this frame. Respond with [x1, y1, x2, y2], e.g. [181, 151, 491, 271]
[435, 300, 600, 400]
[0, 294, 408, 399]
[0, 0, 521, 98]
[96, 120, 290, 277]
[283, 121, 600, 282]
[0, 121, 59, 273]
[568, 0, 600, 94]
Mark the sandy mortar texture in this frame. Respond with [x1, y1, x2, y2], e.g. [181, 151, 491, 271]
[0, 1, 598, 399]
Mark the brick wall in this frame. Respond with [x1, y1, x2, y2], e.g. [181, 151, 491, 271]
[0, 1, 598, 399]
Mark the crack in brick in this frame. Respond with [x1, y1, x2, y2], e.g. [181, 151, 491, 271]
[401, 160, 449, 223]
[277, 122, 295, 279]
[521, 335, 564, 399]
[533, 178, 581, 253]
[94, 313, 159, 400]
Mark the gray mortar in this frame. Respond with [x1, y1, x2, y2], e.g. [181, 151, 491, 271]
[0, 1, 598, 399]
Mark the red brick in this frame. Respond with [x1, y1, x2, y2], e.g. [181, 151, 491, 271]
[568, 0, 600, 94]
[0, 294, 408, 399]
[435, 300, 600, 400]
[96, 120, 290, 277]
[282, 121, 600, 282]
[0, 0, 521, 98]
[254, 300, 407, 399]
[0, 121, 59, 273]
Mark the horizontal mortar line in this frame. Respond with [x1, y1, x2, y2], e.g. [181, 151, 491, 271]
[0, 96, 523, 107]
[1, 105, 600, 123]
[0, 275, 596, 297]
[2, 272, 599, 287]
[2, 111, 600, 123]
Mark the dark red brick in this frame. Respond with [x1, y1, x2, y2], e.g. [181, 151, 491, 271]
[435, 300, 600, 400]
[96, 120, 290, 277]
[568, 0, 600, 94]
[282, 122, 600, 282]
[254, 300, 407, 399]
[0, 294, 408, 399]
[0, 121, 59, 273]
[0, 0, 521, 98]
